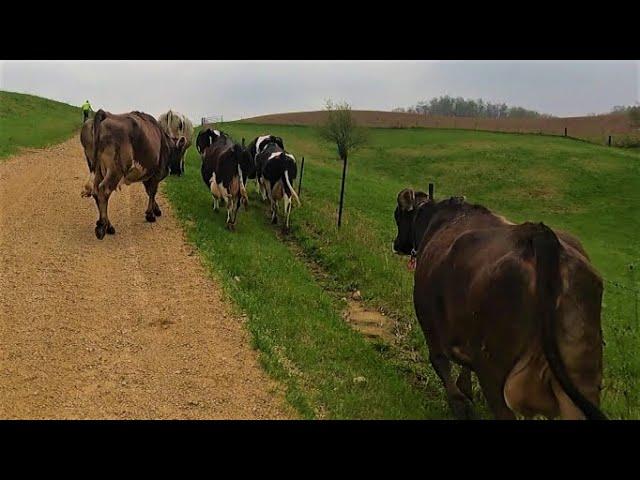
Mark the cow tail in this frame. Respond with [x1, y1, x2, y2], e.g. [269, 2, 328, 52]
[532, 223, 606, 420]
[92, 109, 107, 166]
[284, 169, 300, 206]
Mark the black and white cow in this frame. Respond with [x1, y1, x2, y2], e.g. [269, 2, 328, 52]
[200, 130, 248, 230]
[237, 137, 256, 198]
[255, 143, 300, 231]
[196, 128, 223, 159]
[247, 135, 285, 199]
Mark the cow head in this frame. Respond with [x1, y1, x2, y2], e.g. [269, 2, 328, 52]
[167, 136, 187, 176]
[196, 128, 221, 156]
[393, 188, 432, 255]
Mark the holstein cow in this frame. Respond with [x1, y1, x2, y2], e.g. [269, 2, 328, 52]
[247, 135, 285, 199]
[199, 129, 248, 230]
[255, 143, 300, 231]
[393, 189, 606, 420]
[158, 110, 194, 176]
[81, 109, 186, 239]
[196, 127, 221, 159]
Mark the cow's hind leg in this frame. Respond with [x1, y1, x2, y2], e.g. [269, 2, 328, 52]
[227, 195, 241, 231]
[430, 353, 475, 419]
[143, 178, 160, 222]
[474, 361, 516, 420]
[456, 367, 474, 402]
[270, 199, 278, 225]
[264, 182, 277, 225]
[282, 193, 292, 233]
[259, 178, 268, 202]
[95, 185, 115, 239]
[93, 165, 118, 239]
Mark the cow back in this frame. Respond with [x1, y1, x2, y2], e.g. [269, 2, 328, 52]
[255, 143, 284, 179]
[201, 135, 236, 188]
[93, 111, 169, 177]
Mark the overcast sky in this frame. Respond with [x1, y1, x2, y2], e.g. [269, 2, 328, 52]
[1, 60, 638, 121]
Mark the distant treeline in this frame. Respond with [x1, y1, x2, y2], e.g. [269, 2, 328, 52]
[393, 96, 553, 119]
[612, 104, 640, 126]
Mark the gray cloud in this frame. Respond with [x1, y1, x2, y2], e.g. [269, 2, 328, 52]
[1, 60, 637, 121]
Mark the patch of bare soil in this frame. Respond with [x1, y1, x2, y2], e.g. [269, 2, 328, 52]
[343, 297, 397, 345]
[0, 137, 294, 419]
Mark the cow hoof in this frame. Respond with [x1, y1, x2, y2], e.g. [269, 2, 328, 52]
[95, 225, 106, 239]
[456, 375, 473, 402]
[450, 397, 476, 420]
[153, 207, 162, 217]
[146, 213, 156, 223]
[106, 225, 116, 235]
[226, 223, 235, 232]
[271, 217, 278, 225]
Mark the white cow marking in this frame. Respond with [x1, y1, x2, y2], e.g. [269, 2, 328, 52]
[256, 135, 271, 154]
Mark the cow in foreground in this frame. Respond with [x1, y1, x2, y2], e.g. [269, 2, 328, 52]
[158, 109, 194, 176]
[81, 109, 186, 239]
[199, 129, 248, 230]
[393, 189, 606, 420]
[255, 143, 300, 231]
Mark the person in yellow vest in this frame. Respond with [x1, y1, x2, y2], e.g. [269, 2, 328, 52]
[82, 100, 93, 123]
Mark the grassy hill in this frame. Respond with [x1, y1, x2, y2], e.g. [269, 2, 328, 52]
[0, 90, 81, 159]
[240, 110, 638, 146]
[165, 123, 640, 419]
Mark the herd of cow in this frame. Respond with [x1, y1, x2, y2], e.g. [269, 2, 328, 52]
[80, 108, 300, 237]
[77, 108, 607, 420]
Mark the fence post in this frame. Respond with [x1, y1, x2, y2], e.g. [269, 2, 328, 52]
[608, 135, 612, 146]
[298, 156, 305, 197]
[337, 156, 348, 228]
[428, 183, 434, 200]
[564, 127, 567, 137]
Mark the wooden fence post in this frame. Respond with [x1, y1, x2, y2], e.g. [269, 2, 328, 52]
[564, 127, 567, 137]
[337, 156, 348, 228]
[608, 135, 612, 146]
[428, 183, 434, 200]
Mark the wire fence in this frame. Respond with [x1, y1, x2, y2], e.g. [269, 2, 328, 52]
[201, 115, 224, 126]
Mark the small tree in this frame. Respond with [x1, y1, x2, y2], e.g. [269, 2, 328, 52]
[629, 105, 640, 128]
[318, 100, 367, 227]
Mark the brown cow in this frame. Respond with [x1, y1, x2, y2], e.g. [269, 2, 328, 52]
[393, 189, 606, 420]
[81, 109, 186, 239]
[80, 118, 96, 198]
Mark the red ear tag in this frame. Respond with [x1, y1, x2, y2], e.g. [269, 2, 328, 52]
[407, 257, 417, 271]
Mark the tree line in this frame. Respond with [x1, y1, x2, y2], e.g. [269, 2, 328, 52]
[393, 96, 552, 119]
[611, 104, 640, 126]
